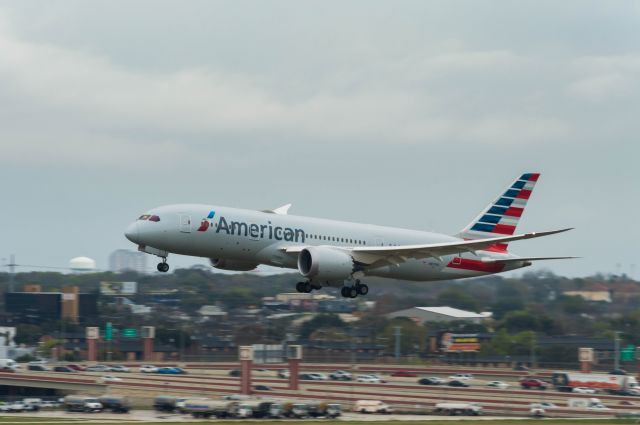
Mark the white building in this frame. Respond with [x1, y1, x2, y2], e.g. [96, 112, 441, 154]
[109, 249, 147, 274]
[386, 306, 492, 324]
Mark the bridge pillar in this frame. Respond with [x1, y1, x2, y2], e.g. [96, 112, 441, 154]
[288, 345, 302, 391]
[141, 326, 155, 361]
[85, 327, 99, 362]
[239, 346, 253, 395]
[579, 347, 593, 373]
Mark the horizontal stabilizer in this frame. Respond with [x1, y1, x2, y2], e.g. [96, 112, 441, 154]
[481, 256, 579, 264]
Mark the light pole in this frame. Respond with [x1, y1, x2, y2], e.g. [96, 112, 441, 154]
[614, 331, 622, 370]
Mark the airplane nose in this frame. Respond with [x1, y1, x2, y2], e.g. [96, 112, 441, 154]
[124, 222, 139, 243]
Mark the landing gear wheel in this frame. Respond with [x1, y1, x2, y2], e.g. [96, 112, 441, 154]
[157, 262, 169, 272]
[296, 282, 305, 292]
[357, 283, 369, 296]
[348, 286, 358, 298]
[341, 286, 350, 298]
[302, 282, 312, 293]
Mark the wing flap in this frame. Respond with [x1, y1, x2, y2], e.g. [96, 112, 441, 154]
[481, 256, 579, 264]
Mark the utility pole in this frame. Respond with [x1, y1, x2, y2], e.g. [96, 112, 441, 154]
[8, 254, 15, 292]
[530, 333, 536, 368]
[614, 331, 621, 370]
[394, 326, 402, 362]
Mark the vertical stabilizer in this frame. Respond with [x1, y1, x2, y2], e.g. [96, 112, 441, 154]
[458, 173, 540, 251]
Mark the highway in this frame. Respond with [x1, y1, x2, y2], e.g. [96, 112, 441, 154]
[0, 364, 637, 419]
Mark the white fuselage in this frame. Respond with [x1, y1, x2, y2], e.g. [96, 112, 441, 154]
[125, 204, 525, 282]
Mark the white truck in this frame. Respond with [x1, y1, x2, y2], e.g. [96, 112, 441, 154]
[63, 395, 103, 412]
[552, 371, 639, 394]
[183, 398, 239, 418]
[0, 359, 17, 370]
[434, 402, 483, 416]
[353, 400, 392, 414]
[567, 398, 609, 410]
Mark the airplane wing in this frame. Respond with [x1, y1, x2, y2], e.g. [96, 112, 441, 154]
[480, 256, 579, 263]
[282, 228, 573, 266]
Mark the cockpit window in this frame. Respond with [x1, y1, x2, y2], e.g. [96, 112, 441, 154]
[149, 215, 161, 222]
[138, 215, 150, 220]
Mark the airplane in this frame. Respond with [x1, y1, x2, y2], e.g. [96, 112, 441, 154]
[124, 173, 574, 297]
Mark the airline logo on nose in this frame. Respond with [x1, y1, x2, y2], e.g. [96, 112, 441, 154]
[197, 210, 215, 232]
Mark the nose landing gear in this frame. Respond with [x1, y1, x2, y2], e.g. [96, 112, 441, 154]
[295, 281, 312, 293]
[157, 259, 170, 273]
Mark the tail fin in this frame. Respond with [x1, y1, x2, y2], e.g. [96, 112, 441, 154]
[458, 173, 541, 252]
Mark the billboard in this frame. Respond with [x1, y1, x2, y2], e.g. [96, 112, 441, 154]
[100, 281, 137, 295]
[440, 333, 481, 352]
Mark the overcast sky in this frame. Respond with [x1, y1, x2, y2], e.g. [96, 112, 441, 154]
[0, 1, 638, 279]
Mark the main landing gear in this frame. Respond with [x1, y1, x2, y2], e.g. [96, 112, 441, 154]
[157, 259, 170, 273]
[341, 280, 368, 298]
[295, 281, 313, 293]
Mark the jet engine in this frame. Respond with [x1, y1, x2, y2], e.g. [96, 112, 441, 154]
[210, 258, 258, 271]
[297, 246, 354, 281]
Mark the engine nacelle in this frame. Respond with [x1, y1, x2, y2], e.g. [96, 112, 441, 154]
[297, 246, 354, 281]
[210, 258, 258, 271]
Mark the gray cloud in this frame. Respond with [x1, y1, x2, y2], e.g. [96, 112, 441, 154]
[0, 1, 638, 278]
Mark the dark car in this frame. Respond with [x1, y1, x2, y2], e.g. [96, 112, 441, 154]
[27, 364, 49, 371]
[520, 378, 549, 390]
[418, 377, 442, 385]
[448, 379, 469, 387]
[514, 364, 529, 371]
[53, 366, 75, 373]
[610, 369, 628, 375]
[229, 369, 241, 377]
[254, 385, 272, 391]
[391, 370, 418, 377]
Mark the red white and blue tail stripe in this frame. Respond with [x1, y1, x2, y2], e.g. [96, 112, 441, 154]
[458, 173, 540, 252]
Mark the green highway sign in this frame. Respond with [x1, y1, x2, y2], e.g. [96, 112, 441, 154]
[122, 328, 138, 338]
[105, 322, 113, 341]
[621, 345, 635, 361]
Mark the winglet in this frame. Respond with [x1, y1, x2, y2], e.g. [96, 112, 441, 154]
[263, 203, 292, 215]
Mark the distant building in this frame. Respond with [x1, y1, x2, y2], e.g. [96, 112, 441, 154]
[387, 306, 492, 324]
[5, 287, 98, 324]
[563, 290, 612, 303]
[108, 249, 147, 274]
[198, 305, 228, 318]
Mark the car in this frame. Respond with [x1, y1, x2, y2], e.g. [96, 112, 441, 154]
[520, 378, 549, 390]
[448, 379, 470, 387]
[390, 370, 418, 377]
[229, 369, 241, 377]
[277, 369, 290, 378]
[330, 370, 352, 381]
[66, 364, 86, 371]
[610, 368, 628, 375]
[108, 365, 130, 373]
[573, 387, 597, 394]
[40, 401, 58, 409]
[157, 367, 182, 374]
[27, 364, 50, 371]
[86, 364, 111, 372]
[53, 366, 75, 373]
[357, 374, 383, 383]
[97, 375, 122, 383]
[487, 380, 509, 389]
[0, 366, 16, 373]
[449, 373, 473, 380]
[538, 402, 558, 409]
[418, 377, 444, 385]
[299, 372, 328, 380]
[514, 364, 529, 371]
[171, 367, 187, 374]
[254, 385, 272, 391]
[139, 365, 159, 373]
